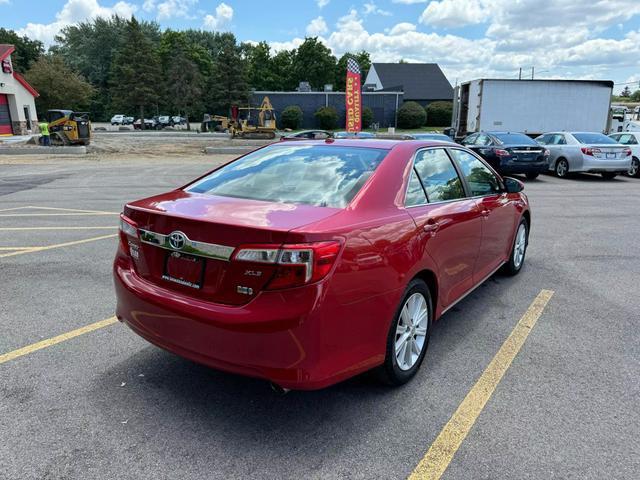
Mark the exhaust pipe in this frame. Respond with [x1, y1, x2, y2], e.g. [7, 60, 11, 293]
[270, 382, 290, 395]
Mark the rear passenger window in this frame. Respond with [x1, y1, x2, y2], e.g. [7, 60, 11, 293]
[413, 149, 465, 202]
[405, 169, 427, 206]
[449, 149, 502, 196]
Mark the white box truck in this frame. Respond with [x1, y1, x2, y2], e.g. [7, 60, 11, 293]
[451, 79, 614, 138]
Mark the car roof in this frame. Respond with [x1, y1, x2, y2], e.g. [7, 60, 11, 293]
[271, 138, 457, 150]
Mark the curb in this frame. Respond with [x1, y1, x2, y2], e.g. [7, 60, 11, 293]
[0, 146, 87, 155]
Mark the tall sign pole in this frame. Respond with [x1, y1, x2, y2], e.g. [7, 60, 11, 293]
[345, 58, 362, 133]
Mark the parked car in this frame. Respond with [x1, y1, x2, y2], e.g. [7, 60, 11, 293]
[111, 114, 126, 125]
[608, 132, 640, 177]
[133, 118, 156, 130]
[461, 131, 549, 179]
[406, 133, 454, 142]
[114, 140, 531, 391]
[334, 131, 375, 139]
[536, 132, 632, 179]
[281, 130, 333, 140]
[125, 116, 134, 125]
[172, 116, 186, 125]
[155, 115, 173, 128]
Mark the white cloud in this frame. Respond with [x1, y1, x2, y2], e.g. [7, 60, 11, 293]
[388, 22, 417, 35]
[203, 2, 233, 30]
[363, 1, 392, 16]
[420, 0, 489, 28]
[306, 16, 328, 36]
[0, 0, 11, 4]
[142, 0, 156, 12]
[16, 0, 137, 46]
[316, 0, 330, 8]
[156, 0, 196, 20]
[391, 0, 427, 3]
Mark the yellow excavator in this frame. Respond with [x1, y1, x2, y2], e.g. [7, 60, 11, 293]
[203, 96, 278, 139]
[45, 109, 91, 146]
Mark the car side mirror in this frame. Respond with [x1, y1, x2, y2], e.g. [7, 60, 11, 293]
[504, 177, 524, 193]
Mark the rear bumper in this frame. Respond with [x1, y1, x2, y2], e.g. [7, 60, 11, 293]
[498, 158, 549, 174]
[581, 156, 631, 173]
[113, 257, 391, 390]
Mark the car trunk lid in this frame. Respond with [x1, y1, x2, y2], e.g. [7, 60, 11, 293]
[124, 190, 341, 305]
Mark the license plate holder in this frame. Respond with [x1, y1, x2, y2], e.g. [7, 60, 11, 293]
[606, 153, 615, 159]
[163, 252, 205, 289]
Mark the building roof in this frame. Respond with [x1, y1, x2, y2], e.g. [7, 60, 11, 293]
[0, 44, 15, 62]
[371, 63, 453, 101]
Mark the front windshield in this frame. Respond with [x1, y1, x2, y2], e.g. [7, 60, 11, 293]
[186, 144, 388, 208]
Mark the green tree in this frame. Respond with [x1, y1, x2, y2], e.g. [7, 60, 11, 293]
[244, 41, 280, 91]
[397, 101, 426, 129]
[25, 55, 94, 113]
[620, 86, 631, 97]
[109, 17, 163, 126]
[281, 105, 303, 129]
[362, 107, 374, 128]
[292, 37, 336, 90]
[271, 50, 296, 90]
[335, 51, 371, 90]
[208, 33, 249, 114]
[630, 90, 640, 102]
[425, 101, 453, 127]
[314, 106, 338, 129]
[0, 28, 44, 73]
[54, 15, 161, 120]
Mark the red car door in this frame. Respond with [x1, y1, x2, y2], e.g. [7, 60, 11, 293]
[448, 148, 517, 282]
[405, 147, 483, 308]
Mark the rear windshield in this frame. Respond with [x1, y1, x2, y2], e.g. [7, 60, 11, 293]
[186, 144, 388, 208]
[573, 133, 617, 144]
[413, 134, 451, 141]
[493, 133, 536, 145]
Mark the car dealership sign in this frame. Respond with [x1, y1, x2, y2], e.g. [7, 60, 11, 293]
[345, 58, 362, 133]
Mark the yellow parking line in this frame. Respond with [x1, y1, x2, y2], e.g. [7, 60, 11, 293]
[0, 226, 117, 231]
[23, 205, 120, 215]
[408, 289, 554, 480]
[0, 233, 117, 258]
[0, 212, 118, 217]
[0, 316, 118, 365]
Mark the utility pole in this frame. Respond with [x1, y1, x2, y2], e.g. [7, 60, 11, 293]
[531, 66, 535, 80]
[518, 68, 522, 80]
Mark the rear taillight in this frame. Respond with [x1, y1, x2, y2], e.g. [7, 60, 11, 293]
[119, 214, 139, 257]
[495, 149, 510, 157]
[581, 147, 601, 156]
[624, 147, 632, 156]
[233, 241, 341, 290]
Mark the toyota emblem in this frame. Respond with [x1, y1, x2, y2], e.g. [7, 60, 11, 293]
[168, 231, 187, 250]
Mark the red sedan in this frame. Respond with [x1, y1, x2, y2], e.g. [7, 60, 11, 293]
[114, 139, 530, 390]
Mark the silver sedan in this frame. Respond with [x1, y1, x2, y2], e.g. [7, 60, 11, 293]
[608, 131, 640, 178]
[535, 132, 632, 179]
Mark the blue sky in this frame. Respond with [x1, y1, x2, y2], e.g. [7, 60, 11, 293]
[3, 0, 640, 90]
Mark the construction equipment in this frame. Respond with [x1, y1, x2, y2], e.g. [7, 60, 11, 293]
[202, 96, 278, 140]
[45, 109, 91, 146]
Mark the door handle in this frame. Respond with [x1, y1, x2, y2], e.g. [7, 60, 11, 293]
[422, 220, 440, 234]
[480, 208, 490, 217]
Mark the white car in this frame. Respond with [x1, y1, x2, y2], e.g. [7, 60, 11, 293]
[536, 132, 632, 179]
[609, 131, 640, 178]
[110, 114, 126, 125]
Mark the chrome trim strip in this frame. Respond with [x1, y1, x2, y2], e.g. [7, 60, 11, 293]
[441, 262, 505, 315]
[138, 229, 235, 261]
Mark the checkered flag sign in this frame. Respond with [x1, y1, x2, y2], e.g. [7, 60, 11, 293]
[347, 58, 361, 75]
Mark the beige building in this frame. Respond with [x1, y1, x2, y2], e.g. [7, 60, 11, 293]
[0, 44, 39, 136]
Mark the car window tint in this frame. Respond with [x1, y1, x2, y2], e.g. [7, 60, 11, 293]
[550, 134, 566, 145]
[187, 145, 388, 208]
[476, 134, 491, 146]
[463, 134, 477, 145]
[573, 133, 617, 144]
[619, 134, 637, 145]
[493, 133, 536, 145]
[449, 149, 502, 196]
[413, 149, 465, 202]
[405, 168, 427, 206]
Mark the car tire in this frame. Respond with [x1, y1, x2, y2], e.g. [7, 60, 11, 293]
[502, 218, 528, 276]
[627, 157, 639, 178]
[525, 172, 539, 180]
[378, 279, 432, 386]
[601, 172, 617, 180]
[555, 158, 569, 178]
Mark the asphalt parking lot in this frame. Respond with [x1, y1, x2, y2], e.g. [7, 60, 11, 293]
[1, 154, 639, 479]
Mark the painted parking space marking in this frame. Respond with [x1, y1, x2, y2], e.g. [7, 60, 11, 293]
[408, 289, 555, 480]
[0, 212, 118, 217]
[0, 233, 117, 258]
[0, 226, 117, 231]
[0, 316, 118, 365]
[0, 205, 119, 217]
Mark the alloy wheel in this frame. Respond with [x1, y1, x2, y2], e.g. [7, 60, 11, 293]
[629, 158, 639, 177]
[556, 159, 568, 177]
[394, 293, 429, 371]
[513, 223, 527, 269]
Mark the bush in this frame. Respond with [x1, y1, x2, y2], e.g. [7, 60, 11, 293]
[314, 106, 338, 130]
[425, 101, 453, 127]
[362, 107, 374, 128]
[397, 101, 426, 129]
[280, 105, 303, 130]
